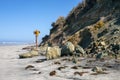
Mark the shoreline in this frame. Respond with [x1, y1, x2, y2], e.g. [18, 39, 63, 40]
[0, 41, 34, 46]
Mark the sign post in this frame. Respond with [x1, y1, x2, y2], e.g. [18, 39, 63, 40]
[33, 30, 40, 49]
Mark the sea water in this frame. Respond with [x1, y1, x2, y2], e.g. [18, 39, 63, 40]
[0, 41, 33, 46]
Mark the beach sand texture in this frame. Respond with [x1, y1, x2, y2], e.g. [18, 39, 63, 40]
[0, 45, 120, 80]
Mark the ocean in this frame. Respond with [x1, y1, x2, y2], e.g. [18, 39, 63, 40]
[0, 41, 34, 46]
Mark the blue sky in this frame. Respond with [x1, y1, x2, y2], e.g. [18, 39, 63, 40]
[0, 0, 81, 42]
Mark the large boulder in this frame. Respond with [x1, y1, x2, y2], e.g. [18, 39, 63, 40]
[46, 46, 61, 60]
[19, 50, 39, 58]
[38, 46, 48, 55]
[61, 41, 75, 56]
[30, 50, 39, 56]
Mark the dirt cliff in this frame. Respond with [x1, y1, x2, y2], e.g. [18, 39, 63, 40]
[40, 0, 120, 49]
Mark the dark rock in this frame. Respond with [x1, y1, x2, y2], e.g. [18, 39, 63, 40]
[103, 64, 113, 68]
[38, 72, 41, 74]
[57, 66, 68, 71]
[30, 68, 39, 71]
[71, 66, 78, 69]
[25, 65, 34, 70]
[22, 46, 33, 50]
[96, 52, 103, 60]
[82, 66, 92, 69]
[54, 61, 61, 65]
[74, 71, 89, 76]
[62, 58, 68, 61]
[61, 41, 75, 56]
[49, 71, 56, 76]
[35, 59, 46, 63]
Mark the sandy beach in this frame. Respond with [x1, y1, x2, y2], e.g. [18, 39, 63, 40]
[0, 45, 120, 80]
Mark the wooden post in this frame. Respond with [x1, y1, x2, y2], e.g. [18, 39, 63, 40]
[36, 35, 38, 49]
[34, 30, 40, 49]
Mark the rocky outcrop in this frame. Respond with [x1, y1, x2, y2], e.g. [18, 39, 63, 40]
[40, 0, 120, 52]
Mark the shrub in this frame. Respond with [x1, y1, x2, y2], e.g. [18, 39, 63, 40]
[94, 20, 104, 29]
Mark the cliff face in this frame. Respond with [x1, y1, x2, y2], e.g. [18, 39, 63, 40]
[40, 0, 120, 48]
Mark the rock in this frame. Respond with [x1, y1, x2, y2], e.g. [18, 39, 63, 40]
[61, 41, 75, 56]
[49, 70, 56, 76]
[38, 72, 41, 74]
[22, 46, 33, 50]
[62, 58, 68, 61]
[82, 66, 92, 69]
[35, 59, 46, 63]
[74, 71, 89, 76]
[30, 50, 39, 56]
[71, 66, 78, 69]
[19, 50, 38, 58]
[99, 41, 106, 46]
[103, 63, 113, 68]
[57, 66, 68, 70]
[74, 72, 83, 76]
[72, 55, 78, 64]
[54, 61, 61, 65]
[90, 72, 108, 75]
[38, 46, 48, 55]
[19, 52, 32, 58]
[92, 66, 103, 73]
[25, 65, 34, 70]
[46, 46, 61, 60]
[96, 52, 103, 60]
[75, 45, 85, 56]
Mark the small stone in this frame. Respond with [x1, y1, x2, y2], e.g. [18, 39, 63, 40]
[49, 71, 56, 76]
[92, 66, 103, 73]
[74, 71, 88, 76]
[62, 58, 68, 61]
[25, 65, 34, 70]
[38, 72, 41, 74]
[82, 66, 92, 69]
[71, 66, 78, 69]
[35, 60, 43, 63]
[54, 61, 61, 65]
[58, 66, 67, 70]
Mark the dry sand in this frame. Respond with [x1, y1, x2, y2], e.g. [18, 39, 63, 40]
[0, 45, 120, 80]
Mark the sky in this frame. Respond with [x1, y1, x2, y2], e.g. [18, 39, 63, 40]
[0, 0, 82, 42]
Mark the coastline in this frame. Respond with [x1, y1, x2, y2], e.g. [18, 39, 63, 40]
[0, 41, 34, 46]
